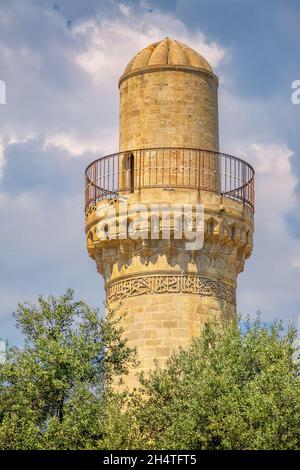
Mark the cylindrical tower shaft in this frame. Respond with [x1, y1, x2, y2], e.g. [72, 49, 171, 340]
[119, 38, 220, 195]
[85, 38, 254, 388]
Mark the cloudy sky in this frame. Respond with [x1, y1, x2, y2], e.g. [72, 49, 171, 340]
[0, 0, 300, 345]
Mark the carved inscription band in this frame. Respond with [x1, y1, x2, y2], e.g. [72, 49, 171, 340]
[106, 274, 236, 304]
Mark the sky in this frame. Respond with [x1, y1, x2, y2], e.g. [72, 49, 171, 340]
[0, 0, 300, 345]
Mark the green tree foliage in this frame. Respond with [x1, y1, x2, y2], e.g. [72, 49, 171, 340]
[135, 317, 300, 450]
[0, 291, 299, 450]
[0, 289, 137, 449]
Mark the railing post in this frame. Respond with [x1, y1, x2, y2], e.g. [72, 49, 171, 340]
[137, 150, 140, 191]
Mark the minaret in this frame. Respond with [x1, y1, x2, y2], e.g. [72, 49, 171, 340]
[85, 38, 254, 388]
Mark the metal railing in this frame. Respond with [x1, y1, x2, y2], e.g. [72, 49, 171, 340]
[85, 147, 254, 211]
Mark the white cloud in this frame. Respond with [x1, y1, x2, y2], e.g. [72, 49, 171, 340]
[43, 133, 107, 157]
[73, 7, 227, 87]
[218, 86, 300, 324]
[251, 143, 294, 175]
[231, 140, 300, 322]
[0, 132, 37, 176]
[242, 142, 296, 233]
[0, 139, 5, 174]
[1, 3, 227, 167]
[290, 244, 300, 269]
[118, 3, 131, 18]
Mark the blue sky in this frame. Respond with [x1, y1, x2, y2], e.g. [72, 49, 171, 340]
[0, 0, 300, 345]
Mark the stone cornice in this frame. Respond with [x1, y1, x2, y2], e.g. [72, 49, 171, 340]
[119, 64, 219, 88]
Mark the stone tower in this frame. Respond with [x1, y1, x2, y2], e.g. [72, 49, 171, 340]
[85, 38, 254, 388]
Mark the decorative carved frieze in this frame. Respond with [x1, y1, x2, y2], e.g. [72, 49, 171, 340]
[106, 273, 236, 304]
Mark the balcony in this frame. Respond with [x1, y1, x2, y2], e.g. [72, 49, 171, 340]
[85, 147, 254, 212]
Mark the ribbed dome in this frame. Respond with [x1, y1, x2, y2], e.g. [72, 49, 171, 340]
[122, 37, 213, 76]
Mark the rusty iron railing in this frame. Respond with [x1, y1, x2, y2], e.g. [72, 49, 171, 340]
[85, 147, 254, 211]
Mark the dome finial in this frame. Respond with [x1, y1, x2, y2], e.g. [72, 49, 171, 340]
[121, 38, 214, 79]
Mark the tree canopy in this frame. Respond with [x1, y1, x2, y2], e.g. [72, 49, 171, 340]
[0, 290, 299, 450]
[135, 317, 300, 449]
[0, 289, 137, 449]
